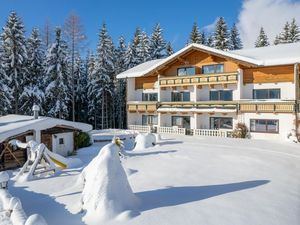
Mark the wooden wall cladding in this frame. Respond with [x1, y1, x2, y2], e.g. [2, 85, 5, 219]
[135, 75, 157, 89]
[243, 65, 294, 84]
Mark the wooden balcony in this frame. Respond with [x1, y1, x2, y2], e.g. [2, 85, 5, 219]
[159, 101, 238, 110]
[159, 72, 238, 88]
[128, 101, 158, 113]
[239, 101, 295, 113]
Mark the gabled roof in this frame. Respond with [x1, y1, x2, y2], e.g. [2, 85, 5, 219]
[0, 115, 93, 142]
[117, 43, 300, 79]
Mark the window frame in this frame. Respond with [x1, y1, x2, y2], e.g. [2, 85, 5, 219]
[252, 89, 281, 99]
[202, 64, 224, 74]
[142, 93, 158, 101]
[59, 138, 64, 145]
[142, 115, 158, 126]
[171, 116, 191, 128]
[171, 91, 190, 102]
[177, 67, 196, 76]
[209, 117, 233, 130]
[209, 90, 233, 101]
[250, 119, 279, 133]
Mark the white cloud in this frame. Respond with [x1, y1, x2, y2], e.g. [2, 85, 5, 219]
[237, 0, 300, 48]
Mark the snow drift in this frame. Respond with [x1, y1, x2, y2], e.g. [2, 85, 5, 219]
[134, 133, 156, 150]
[79, 139, 139, 223]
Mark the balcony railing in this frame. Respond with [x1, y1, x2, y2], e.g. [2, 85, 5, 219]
[239, 101, 295, 113]
[128, 101, 158, 113]
[159, 72, 238, 88]
[159, 101, 238, 110]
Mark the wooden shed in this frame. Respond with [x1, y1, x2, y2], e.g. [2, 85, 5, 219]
[0, 115, 92, 171]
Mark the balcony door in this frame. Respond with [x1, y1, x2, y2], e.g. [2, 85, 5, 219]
[172, 116, 190, 129]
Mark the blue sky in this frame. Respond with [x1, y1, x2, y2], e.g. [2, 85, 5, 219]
[0, 0, 242, 51]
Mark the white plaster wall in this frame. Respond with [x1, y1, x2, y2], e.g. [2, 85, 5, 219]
[196, 84, 238, 101]
[127, 78, 136, 101]
[241, 82, 295, 100]
[52, 132, 74, 157]
[237, 113, 295, 140]
[159, 86, 195, 102]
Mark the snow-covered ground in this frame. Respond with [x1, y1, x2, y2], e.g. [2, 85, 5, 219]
[4, 134, 300, 225]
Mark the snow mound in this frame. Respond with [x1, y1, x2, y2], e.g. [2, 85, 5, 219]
[0, 171, 9, 183]
[79, 141, 139, 223]
[25, 214, 48, 225]
[134, 133, 156, 150]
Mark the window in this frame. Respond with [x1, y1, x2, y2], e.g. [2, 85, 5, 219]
[171, 91, 190, 102]
[253, 89, 280, 99]
[142, 93, 158, 101]
[210, 90, 233, 101]
[177, 67, 196, 76]
[171, 116, 190, 129]
[250, 119, 279, 133]
[142, 115, 158, 125]
[210, 117, 233, 129]
[202, 64, 224, 74]
[59, 138, 64, 145]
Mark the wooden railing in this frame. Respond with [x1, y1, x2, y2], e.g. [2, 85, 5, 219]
[239, 101, 295, 113]
[159, 72, 238, 87]
[193, 129, 231, 137]
[128, 125, 151, 133]
[128, 101, 158, 113]
[159, 101, 238, 110]
[157, 126, 186, 135]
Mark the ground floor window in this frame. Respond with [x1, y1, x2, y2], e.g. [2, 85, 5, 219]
[210, 117, 233, 129]
[171, 116, 190, 129]
[142, 115, 158, 125]
[250, 119, 279, 133]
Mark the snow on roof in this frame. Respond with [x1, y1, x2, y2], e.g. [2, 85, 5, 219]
[0, 114, 93, 142]
[117, 43, 300, 79]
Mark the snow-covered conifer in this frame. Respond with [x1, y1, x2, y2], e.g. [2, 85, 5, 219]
[274, 22, 290, 45]
[1, 11, 28, 114]
[188, 22, 205, 45]
[289, 18, 300, 43]
[213, 17, 230, 50]
[229, 23, 243, 50]
[255, 27, 270, 47]
[20, 28, 45, 115]
[136, 31, 151, 63]
[149, 23, 166, 59]
[166, 42, 174, 56]
[44, 28, 70, 119]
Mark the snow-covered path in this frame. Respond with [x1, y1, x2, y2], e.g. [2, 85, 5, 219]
[6, 136, 300, 225]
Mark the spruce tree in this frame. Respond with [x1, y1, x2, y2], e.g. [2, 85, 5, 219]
[20, 28, 45, 115]
[166, 42, 174, 56]
[188, 22, 205, 45]
[255, 27, 270, 47]
[289, 18, 300, 43]
[1, 11, 28, 114]
[44, 28, 70, 119]
[0, 55, 11, 115]
[136, 31, 151, 63]
[207, 35, 214, 47]
[124, 43, 135, 69]
[92, 23, 115, 129]
[149, 23, 166, 59]
[229, 23, 243, 50]
[213, 17, 230, 50]
[274, 22, 290, 45]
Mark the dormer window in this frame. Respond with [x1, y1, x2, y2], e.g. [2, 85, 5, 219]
[202, 64, 224, 74]
[177, 67, 196, 76]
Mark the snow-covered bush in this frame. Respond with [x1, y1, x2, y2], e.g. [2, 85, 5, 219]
[79, 139, 139, 222]
[232, 123, 249, 138]
[134, 133, 156, 150]
[75, 131, 91, 149]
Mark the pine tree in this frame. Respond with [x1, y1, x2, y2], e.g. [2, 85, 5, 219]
[289, 18, 300, 43]
[255, 27, 270, 47]
[44, 28, 70, 119]
[1, 11, 28, 114]
[92, 23, 115, 129]
[166, 42, 174, 56]
[136, 31, 151, 63]
[0, 51, 11, 115]
[188, 22, 205, 45]
[207, 35, 214, 47]
[229, 23, 243, 50]
[149, 23, 166, 59]
[213, 17, 230, 50]
[124, 43, 135, 69]
[20, 28, 45, 115]
[115, 36, 127, 128]
[274, 22, 290, 45]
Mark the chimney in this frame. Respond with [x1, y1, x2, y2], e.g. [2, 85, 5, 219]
[32, 104, 40, 119]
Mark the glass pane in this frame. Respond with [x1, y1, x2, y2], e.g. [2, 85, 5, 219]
[152, 116, 158, 125]
[221, 90, 233, 101]
[142, 115, 147, 125]
[182, 92, 190, 101]
[186, 67, 196, 76]
[142, 93, 148, 101]
[149, 93, 158, 101]
[177, 68, 186, 76]
[171, 92, 180, 101]
[203, 65, 215, 74]
[253, 90, 269, 99]
[267, 120, 278, 132]
[220, 118, 233, 129]
[255, 120, 267, 132]
[172, 116, 182, 126]
[215, 64, 224, 73]
[210, 91, 219, 100]
[182, 116, 190, 129]
[269, 89, 280, 99]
